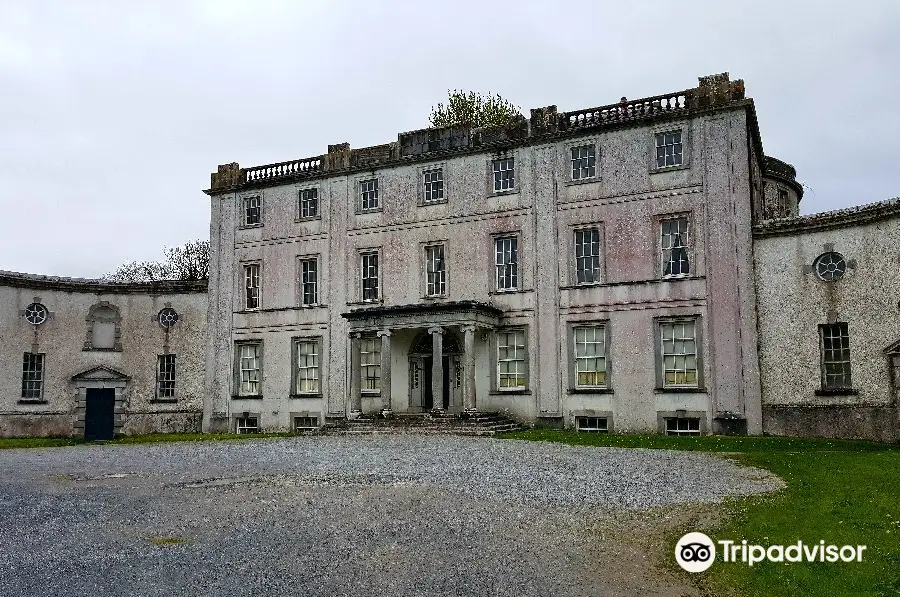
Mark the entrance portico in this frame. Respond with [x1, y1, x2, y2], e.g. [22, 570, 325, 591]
[341, 302, 502, 418]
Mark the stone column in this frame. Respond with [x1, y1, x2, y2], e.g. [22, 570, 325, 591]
[378, 330, 392, 417]
[428, 326, 444, 412]
[349, 333, 362, 419]
[461, 325, 477, 413]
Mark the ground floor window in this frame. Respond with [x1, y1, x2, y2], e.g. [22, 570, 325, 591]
[659, 319, 699, 387]
[575, 416, 608, 433]
[665, 417, 700, 436]
[574, 325, 607, 388]
[236, 416, 259, 434]
[497, 329, 527, 390]
[21, 353, 44, 399]
[293, 416, 319, 431]
[820, 322, 852, 390]
[294, 339, 320, 394]
[156, 354, 176, 398]
[360, 337, 381, 391]
[237, 343, 262, 396]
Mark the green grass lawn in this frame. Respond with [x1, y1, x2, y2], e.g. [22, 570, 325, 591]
[497, 429, 900, 597]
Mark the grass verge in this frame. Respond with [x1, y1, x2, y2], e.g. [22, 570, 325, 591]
[496, 429, 900, 597]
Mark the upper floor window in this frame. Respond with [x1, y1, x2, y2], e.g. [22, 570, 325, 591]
[660, 320, 698, 388]
[24, 303, 48, 325]
[655, 131, 683, 168]
[492, 158, 515, 192]
[423, 169, 444, 203]
[814, 252, 846, 282]
[241, 196, 262, 226]
[571, 145, 596, 180]
[425, 244, 446, 297]
[299, 188, 318, 219]
[360, 179, 379, 211]
[157, 354, 176, 398]
[820, 323, 852, 390]
[157, 307, 179, 329]
[574, 228, 601, 284]
[361, 252, 379, 302]
[300, 258, 318, 306]
[21, 353, 44, 400]
[495, 236, 518, 291]
[294, 339, 320, 395]
[244, 263, 260, 310]
[360, 337, 381, 391]
[661, 217, 690, 277]
[574, 326, 607, 388]
[237, 342, 262, 396]
[497, 330, 527, 390]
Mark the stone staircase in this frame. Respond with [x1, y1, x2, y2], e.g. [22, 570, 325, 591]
[321, 411, 523, 437]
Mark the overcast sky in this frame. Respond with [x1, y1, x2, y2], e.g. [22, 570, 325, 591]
[2, 1, 898, 277]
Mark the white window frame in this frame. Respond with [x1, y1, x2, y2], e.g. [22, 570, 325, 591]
[293, 338, 321, 395]
[820, 322, 852, 390]
[571, 144, 597, 180]
[293, 416, 319, 431]
[575, 416, 608, 433]
[574, 227, 602, 285]
[492, 157, 515, 192]
[241, 195, 262, 227]
[243, 263, 260, 310]
[660, 217, 690, 278]
[237, 343, 262, 396]
[300, 257, 318, 306]
[360, 336, 381, 392]
[236, 415, 259, 434]
[494, 235, 519, 292]
[21, 352, 45, 400]
[573, 325, 608, 389]
[424, 244, 446, 297]
[298, 187, 319, 220]
[497, 329, 527, 391]
[360, 251, 379, 302]
[665, 417, 700, 436]
[423, 168, 444, 203]
[655, 131, 683, 168]
[659, 319, 699, 389]
[156, 354, 176, 399]
[359, 178, 379, 212]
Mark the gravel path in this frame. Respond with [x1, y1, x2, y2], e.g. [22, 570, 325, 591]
[0, 436, 781, 596]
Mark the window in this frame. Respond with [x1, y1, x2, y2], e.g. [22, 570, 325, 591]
[241, 196, 261, 226]
[661, 217, 690, 277]
[655, 131, 683, 168]
[361, 252, 379, 301]
[294, 340, 320, 395]
[300, 258, 318, 306]
[814, 252, 846, 282]
[299, 188, 318, 219]
[777, 188, 789, 214]
[574, 326, 607, 388]
[244, 263, 260, 310]
[660, 320, 698, 387]
[360, 337, 381, 391]
[574, 228, 601, 284]
[665, 417, 700, 436]
[492, 157, 515, 192]
[21, 353, 44, 399]
[497, 330, 527, 390]
[157, 354, 176, 398]
[236, 416, 259, 434]
[360, 179, 379, 211]
[571, 145, 596, 180]
[294, 416, 319, 431]
[238, 343, 261, 396]
[425, 244, 446, 297]
[157, 307, 179, 328]
[820, 323, 852, 390]
[24, 303, 48, 325]
[575, 416, 608, 433]
[423, 168, 444, 203]
[495, 236, 518, 291]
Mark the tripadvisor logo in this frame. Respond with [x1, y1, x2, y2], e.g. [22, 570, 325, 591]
[675, 532, 867, 572]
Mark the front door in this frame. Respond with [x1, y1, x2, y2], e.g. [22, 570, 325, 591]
[422, 356, 451, 410]
[84, 388, 115, 441]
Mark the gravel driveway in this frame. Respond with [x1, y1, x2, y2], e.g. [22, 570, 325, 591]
[0, 436, 780, 596]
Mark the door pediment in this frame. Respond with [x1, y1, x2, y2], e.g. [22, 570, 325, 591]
[72, 365, 131, 383]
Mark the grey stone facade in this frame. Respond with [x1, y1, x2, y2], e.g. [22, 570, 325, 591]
[0, 271, 207, 437]
[203, 73, 767, 435]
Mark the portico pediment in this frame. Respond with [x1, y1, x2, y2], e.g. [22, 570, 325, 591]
[341, 300, 503, 332]
[71, 365, 131, 382]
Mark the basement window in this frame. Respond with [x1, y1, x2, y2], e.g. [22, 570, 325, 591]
[575, 416, 608, 433]
[293, 416, 319, 432]
[665, 417, 700, 436]
[236, 415, 259, 434]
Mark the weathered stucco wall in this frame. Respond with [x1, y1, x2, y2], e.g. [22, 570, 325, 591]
[754, 202, 900, 442]
[0, 274, 207, 437]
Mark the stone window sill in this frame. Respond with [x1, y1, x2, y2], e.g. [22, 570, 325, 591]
[814, 388, 859, 396]
[650, 163, 690, 174]
[150, 398, 178, 404]
[419, 199, 448, 206]
[489, 288, 532, 296]
[17, 399, 47, 405]
[568, 387, 614, 394]
[290, 394, 322, 399]
[295, 216, 322, 223]
[654, 387, 707, 393]
[231, 395, 263, 400]
[238, 223, 263, 230]
[564, 176, 600, 187]
[489, 389, 531, 396]
[488, 189, 519, 198]
[356, 208, 383, 215]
